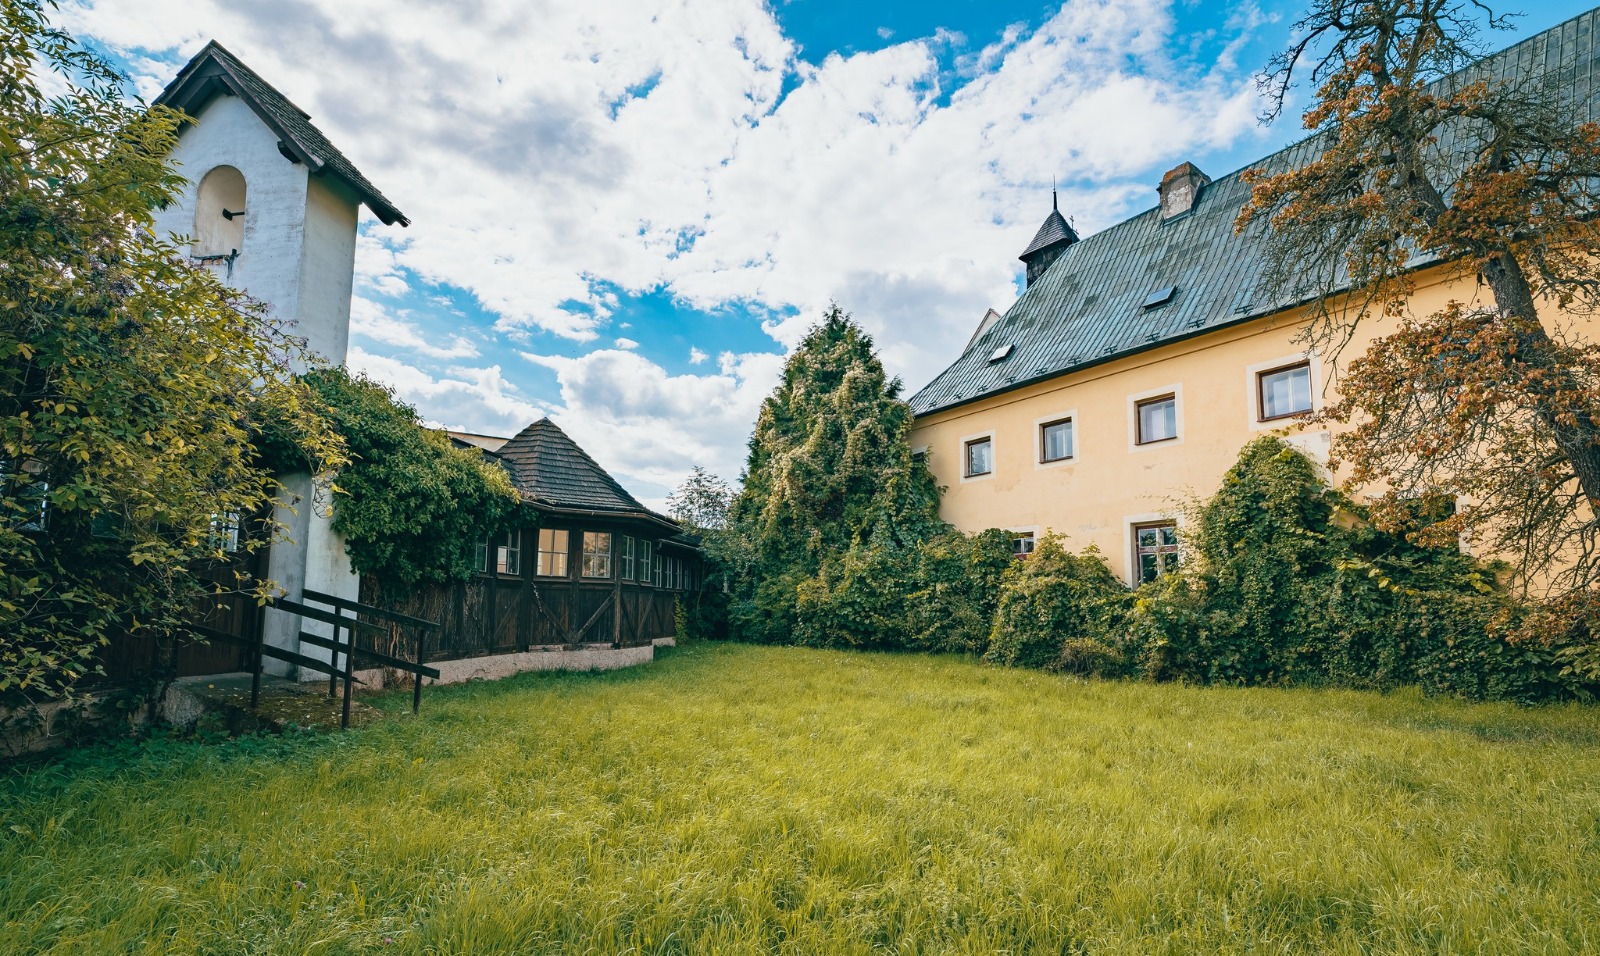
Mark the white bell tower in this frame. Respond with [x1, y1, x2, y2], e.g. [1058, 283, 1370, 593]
[152, 41, 409, 676]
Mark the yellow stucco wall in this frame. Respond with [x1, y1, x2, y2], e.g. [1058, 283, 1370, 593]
[909, 265, 1578, 585]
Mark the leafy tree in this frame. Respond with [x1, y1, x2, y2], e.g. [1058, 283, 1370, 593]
[666, 466, 732, 533]
[724, 305, 943, 641]
[0, 1, 342, 701]
[1238, 0, 1600, 594]
[303, 368, 521, 590]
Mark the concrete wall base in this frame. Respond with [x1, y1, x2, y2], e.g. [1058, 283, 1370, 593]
[353, 642, 659, 690]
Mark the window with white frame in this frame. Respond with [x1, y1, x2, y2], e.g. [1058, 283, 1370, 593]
[582, 531, 613, 578]
[639, 539, 653, 583]
[620, 536, 635, 580]
[654, 550, 664, 587]
[1133, 522, 1180, 584]
[536, 528, 568, 577]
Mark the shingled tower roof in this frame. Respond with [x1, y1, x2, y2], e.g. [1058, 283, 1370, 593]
[155, 41, 409, 226]
[1019, 196, 1079, 260]
[491, 419, 679, 530]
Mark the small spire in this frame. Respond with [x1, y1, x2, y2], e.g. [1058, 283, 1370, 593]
[1052, 176, 1058, 212]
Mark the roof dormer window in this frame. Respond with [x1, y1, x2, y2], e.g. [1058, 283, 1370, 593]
[988, 344, 1014, 363]
[1143, 286, 1177, 309]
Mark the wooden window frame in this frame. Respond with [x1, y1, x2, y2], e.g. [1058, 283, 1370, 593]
[1039, 417, 1074, 463]
[638, 539, 653, 585]
[581, 531, 613, 579]
[620, 535, 635, 580]
[963, 435, 994, 478]
[1256, 360, 1314, 423]
[1134, 394, 1178, 446]
[1132, 521, 1180, 584]
[536, 528, 569, 578]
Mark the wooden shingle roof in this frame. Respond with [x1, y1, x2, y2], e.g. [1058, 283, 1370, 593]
[155, 41, 409, 226]
[911, 8, 1600, 417]
[492, 419, 679, 531]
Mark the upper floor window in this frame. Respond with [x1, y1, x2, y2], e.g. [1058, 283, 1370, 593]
[193, 165, 247, 261]
[964, 436, 993, 477]
[582, 531, 613, 578]
[1040, 418, 1074, 463]
[537, 528, 569, 577]
[1135, 395, 1178, 445]
[1258, 361, 1313, 421]
[1134, 522, 1180, 584]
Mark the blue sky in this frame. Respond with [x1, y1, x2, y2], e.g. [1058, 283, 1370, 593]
[65, 0, 1586, 505]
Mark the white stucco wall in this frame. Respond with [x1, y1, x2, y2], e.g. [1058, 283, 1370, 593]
[153, 94, 311, 345]
[297, 175, 360, 363]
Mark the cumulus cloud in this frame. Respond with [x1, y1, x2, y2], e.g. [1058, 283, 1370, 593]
[519, 348, 782, 497]
[350, 297, 480, 360]
[347, 347, 546, 436]
[64, 0, 1278, 498]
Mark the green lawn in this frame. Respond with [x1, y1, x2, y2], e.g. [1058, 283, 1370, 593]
[3, 643, 1600, 955]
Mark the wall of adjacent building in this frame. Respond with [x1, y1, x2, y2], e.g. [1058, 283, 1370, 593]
[909, 264, 1593, 586]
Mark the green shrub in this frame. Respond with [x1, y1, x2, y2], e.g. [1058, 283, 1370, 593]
[985, 537, 1126, 670]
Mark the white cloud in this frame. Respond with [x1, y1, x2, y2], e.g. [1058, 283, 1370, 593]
[350, 297, 479, 360]
[519, 347, 781, 497]
[347, 347, 546, 436]
[64, 0, 1277, 497]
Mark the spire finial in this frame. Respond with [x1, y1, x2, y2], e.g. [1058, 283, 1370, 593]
[1052, 176, 1058, 212]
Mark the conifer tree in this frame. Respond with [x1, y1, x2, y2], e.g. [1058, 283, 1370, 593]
[724, 305, 942, 640]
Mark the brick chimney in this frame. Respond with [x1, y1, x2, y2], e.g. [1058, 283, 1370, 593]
[1157, 162, 1211, 220]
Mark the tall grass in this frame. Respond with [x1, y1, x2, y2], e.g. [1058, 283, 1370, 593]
[3, 643, 1599, 954]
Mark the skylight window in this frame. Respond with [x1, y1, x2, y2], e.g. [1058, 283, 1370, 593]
[1143, 286, 1177, 309]
[988, 344, 1014, 363]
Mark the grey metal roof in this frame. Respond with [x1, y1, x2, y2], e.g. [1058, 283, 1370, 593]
[911, 7, 1600, 417]
[492, 419, 679, 531]
[155, 41, 409, 226]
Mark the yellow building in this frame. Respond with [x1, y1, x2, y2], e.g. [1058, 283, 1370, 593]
[907, 10, 1600, 587]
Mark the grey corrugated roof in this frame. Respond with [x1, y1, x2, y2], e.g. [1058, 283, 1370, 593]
[911, 8, 1600, 417]
[155, 41, 409, 226]
[492, 419, 679, 530]
[1019, 207, 1077, 259]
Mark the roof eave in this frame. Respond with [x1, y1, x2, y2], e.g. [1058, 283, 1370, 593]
[155, 45, 409, 228]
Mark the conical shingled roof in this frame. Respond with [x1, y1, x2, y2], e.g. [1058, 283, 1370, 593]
[1019, 205, 1078, 261]
[491, 418, 678, 530]
[155, 41, 408, 226]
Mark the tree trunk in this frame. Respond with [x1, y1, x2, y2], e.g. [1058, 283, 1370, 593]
[1480, 251, 1600, 508]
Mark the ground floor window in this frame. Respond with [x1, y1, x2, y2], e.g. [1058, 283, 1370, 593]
[639, 540, 653, 584]
[537, 528, 568, 577]
[620, 536, 635, 579]
[1012, 532, 1035, 558]
[1134, 522, 1179, 584]
[582, 531, 613, 578]
[477, 529, 522, 576]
